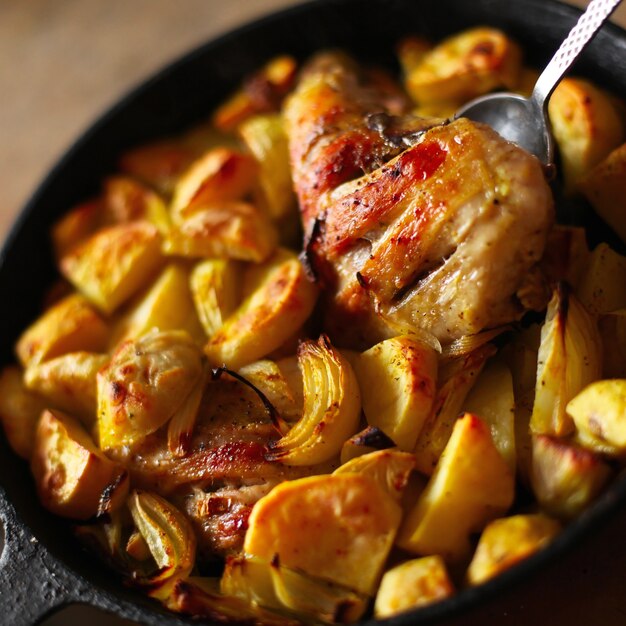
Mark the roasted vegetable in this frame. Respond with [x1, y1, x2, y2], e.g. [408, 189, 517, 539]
[205, 248, 318, 369]
[24, 352, 108, 427]
[530, 434, 611, 518]
[31, 409, 129, 519]
[97, 329, 204, 450]
[353, 336, 437, 451]
[467, 514, 561, 585]
[0, 365, 47, 459]
[16, 293, 109, 368]
[567, 379, 626, 456]
[60, 221, 164, 314]
[398, 413, 515, 562]
[374, 556, 454, 617]
[128, 490, 196, 600]
[267, 335, 361, 465]
[530, 285, 602, 437]
[244, 473, 403, 596]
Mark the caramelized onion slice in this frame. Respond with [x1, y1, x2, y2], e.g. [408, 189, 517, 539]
[128, 490, 196, 600]
[266, 335, 361, 465]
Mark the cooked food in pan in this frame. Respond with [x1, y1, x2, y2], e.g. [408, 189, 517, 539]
[2, 25, 626, 624]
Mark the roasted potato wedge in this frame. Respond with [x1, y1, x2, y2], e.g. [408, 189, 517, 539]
[580, 142, 626, 244]
[213, 55, 297, 132]
[164, 202, 278, 263]
[576, 243, 626, 315]
[103, 176, 169, 225]
[531, 434, 611, 518]
[190, 259, 242, 338]
[0, 365, 47, 459]
[31, 409, 129, 519]
[405, 27, 521, 105]
[205, 248, 318, 369]
[464, 359, 516, 471]
[24, 351, 108, 427]
[60, 221, 164, 314]
[171, 148, 258, 219]
[119, 139, 198, 196]
[239, 114, 295, 219]
[267, 336, 361, 466]
[353, 336, 437, 451]
[244, 473, 402, 596]
[374, 556, 454, 618]
[567, 379, 626, 456]
[467, 514, 561, 585]
[530, 285, 601, 437]
[398, 413, 514, 562]
[98, 329, 204, 450]
[548, 77, 624, 191]
[52, 199, 103, 260]
[110, 263, 205, 346]
[16, 293, 109, 368]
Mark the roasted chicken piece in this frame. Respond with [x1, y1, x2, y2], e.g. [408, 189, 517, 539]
[285, 53, 554, 347]
[108, 375, 311, 559]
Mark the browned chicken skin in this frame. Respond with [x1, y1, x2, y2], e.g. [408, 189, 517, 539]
[285, 53, 554, 347]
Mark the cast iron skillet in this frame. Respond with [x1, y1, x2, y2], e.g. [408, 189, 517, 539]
[2, 0, 626, 624]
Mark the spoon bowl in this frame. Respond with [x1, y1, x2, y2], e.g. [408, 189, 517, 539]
[456, 0, 622, 165]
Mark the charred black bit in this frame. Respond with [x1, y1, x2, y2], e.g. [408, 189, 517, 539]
[211, 366, 288, 435]
[300, 216, 326, 284]
[97, 470, 128, 518]
[350, 426, 396, 450]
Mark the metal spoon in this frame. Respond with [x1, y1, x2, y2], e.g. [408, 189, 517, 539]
[456, 0, 623, 166]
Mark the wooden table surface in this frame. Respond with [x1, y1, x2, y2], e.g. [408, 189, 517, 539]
[2, 1, 626, 625]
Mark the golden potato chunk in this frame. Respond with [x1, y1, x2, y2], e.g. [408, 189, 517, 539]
[353, 336, 437, 451]
[398, 413, 514, 562]
[119, 139, 198, 196]
[24, 352, 108, 427]
[530, 286, 601, 437]
[244, 473, 403, 596]
[31, 409, 129, 519]
[97, 329, 204, 450]
[213, 55, 297, 132]
[190, 259, 242, 338]
[0, 365, 47, 459]
[576, 243, 626, 315]
[16, 293, 109, 368]
[548, 77, 624, 191]
[374, 556, 454, 618]
[464, 359, 516, 470]
[405, 27, 521, 105]
[567, 379, 626, 456]
[60, 221, 164, 314]
[467, 514, 561, 585]
[110, 263, 205, 346]
[52, 199, 103, 260]
[205, 248, 318, 369]
[580, 143, 626, 244]
[239, 114, 295, 219]
[164, 202, 278, 263]
[267, 336, 361, 466]
[171, 148, 258, 219]
[531, 434, 611, 518]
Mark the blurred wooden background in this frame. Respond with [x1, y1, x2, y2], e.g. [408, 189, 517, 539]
[1, 1, 625, 625]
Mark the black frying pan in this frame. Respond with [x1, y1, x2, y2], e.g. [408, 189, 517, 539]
[2, 1, 626, 624]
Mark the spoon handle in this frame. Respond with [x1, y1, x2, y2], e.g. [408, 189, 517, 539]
[532, 0, 622, 108]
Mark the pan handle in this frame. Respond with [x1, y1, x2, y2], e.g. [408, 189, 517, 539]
[0, 487, 97, 626]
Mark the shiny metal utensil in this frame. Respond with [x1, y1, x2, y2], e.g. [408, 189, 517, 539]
[456, 0, 623, 165]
